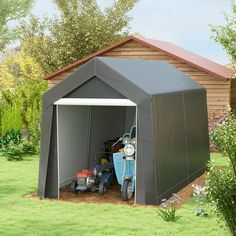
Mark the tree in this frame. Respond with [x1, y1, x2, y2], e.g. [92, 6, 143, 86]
[211, 1, 236, 67]
[0, 51, 47, 149]
[0, 50, 44, 90]
[0, 0, 34, 51]
[20, 0, 138, 74]
[0, 78, 47, 148]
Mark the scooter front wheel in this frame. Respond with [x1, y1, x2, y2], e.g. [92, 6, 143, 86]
[122, 179, 133, 201]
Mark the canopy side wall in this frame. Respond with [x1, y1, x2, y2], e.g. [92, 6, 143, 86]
[183, 89, 210, 181]
[136, 104, 158, 204]
[38, 104, 53, 198]
[45, 107, 58, 197]
[152, 92, 189, 202]
[152, 88, 209, 202]
[58, 105, 90, 186]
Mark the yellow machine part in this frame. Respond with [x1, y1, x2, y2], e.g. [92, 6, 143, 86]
[100, 157, 108, 166]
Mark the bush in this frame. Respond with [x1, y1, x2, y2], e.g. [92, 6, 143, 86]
[208, 111, 236, 235]
[208, 112, 228, 151]
[210, 111, 236, 175]
[206, 167, 236, 234]
[1, 130, 23, 147]
[0, 143, 24, 161]
[22, 140, 36, 154]
[0, 129, 37, 161]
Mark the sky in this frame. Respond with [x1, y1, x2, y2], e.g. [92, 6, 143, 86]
[30, 0, 232, 65]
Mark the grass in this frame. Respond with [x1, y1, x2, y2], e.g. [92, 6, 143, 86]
[210, 152, 230, 168]
[0, 153, 229, 236]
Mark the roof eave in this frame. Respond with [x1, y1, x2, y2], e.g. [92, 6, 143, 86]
[44, 35, 234, 81]
[129, 37, 232, 81]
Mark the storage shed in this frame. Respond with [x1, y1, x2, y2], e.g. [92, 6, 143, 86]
[39, 57, 210, 205]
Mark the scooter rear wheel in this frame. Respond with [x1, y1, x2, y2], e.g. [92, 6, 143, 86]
[122, 179, 133, 201]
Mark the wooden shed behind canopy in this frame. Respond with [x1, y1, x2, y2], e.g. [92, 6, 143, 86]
[44, 35, 235, 123]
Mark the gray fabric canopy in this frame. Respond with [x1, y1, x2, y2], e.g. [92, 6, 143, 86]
[39, 57, 210, 205]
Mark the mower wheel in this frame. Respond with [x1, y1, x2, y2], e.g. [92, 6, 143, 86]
[122, 179, 133, 201]
[70, 180, 77, 193]
[91, 186, 96, 192]
[98, 182, 107, 196]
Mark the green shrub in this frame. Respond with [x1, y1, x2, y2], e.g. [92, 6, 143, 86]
[208, 111, 236, 236]
[210, 111, 236, 175]
[0, 143, 24, 161]
[0, 129, 37, 160]
[1, 129, 23, 147]
[22, 140, 36, 154]
[206, 167, 236, 235]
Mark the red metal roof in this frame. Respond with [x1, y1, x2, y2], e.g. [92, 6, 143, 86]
[44, 35, 234, 80]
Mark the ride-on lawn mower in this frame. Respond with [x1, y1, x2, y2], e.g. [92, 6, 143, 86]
[71, 139, 122, 196]
[113, 126, 136, 201]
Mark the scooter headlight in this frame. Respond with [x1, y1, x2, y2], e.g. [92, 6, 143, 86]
[124, 144, 135, 156]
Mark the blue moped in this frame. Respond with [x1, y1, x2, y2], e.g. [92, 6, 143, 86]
[113, 126, 136, 201]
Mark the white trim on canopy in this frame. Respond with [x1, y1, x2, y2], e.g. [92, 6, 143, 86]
[54, 98, 136, 106]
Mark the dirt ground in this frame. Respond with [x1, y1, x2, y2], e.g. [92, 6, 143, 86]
[27, 174, 206, 208]
[60, 182, 135, 206]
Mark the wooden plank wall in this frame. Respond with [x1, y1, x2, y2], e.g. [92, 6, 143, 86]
[48, 68, 78, 89]
[231, 79, 236, 111]
[47, 40, 231, 119]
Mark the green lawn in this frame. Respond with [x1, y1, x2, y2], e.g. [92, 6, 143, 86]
[211, 152, 230, 168]
[0, 153, 229, 236]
